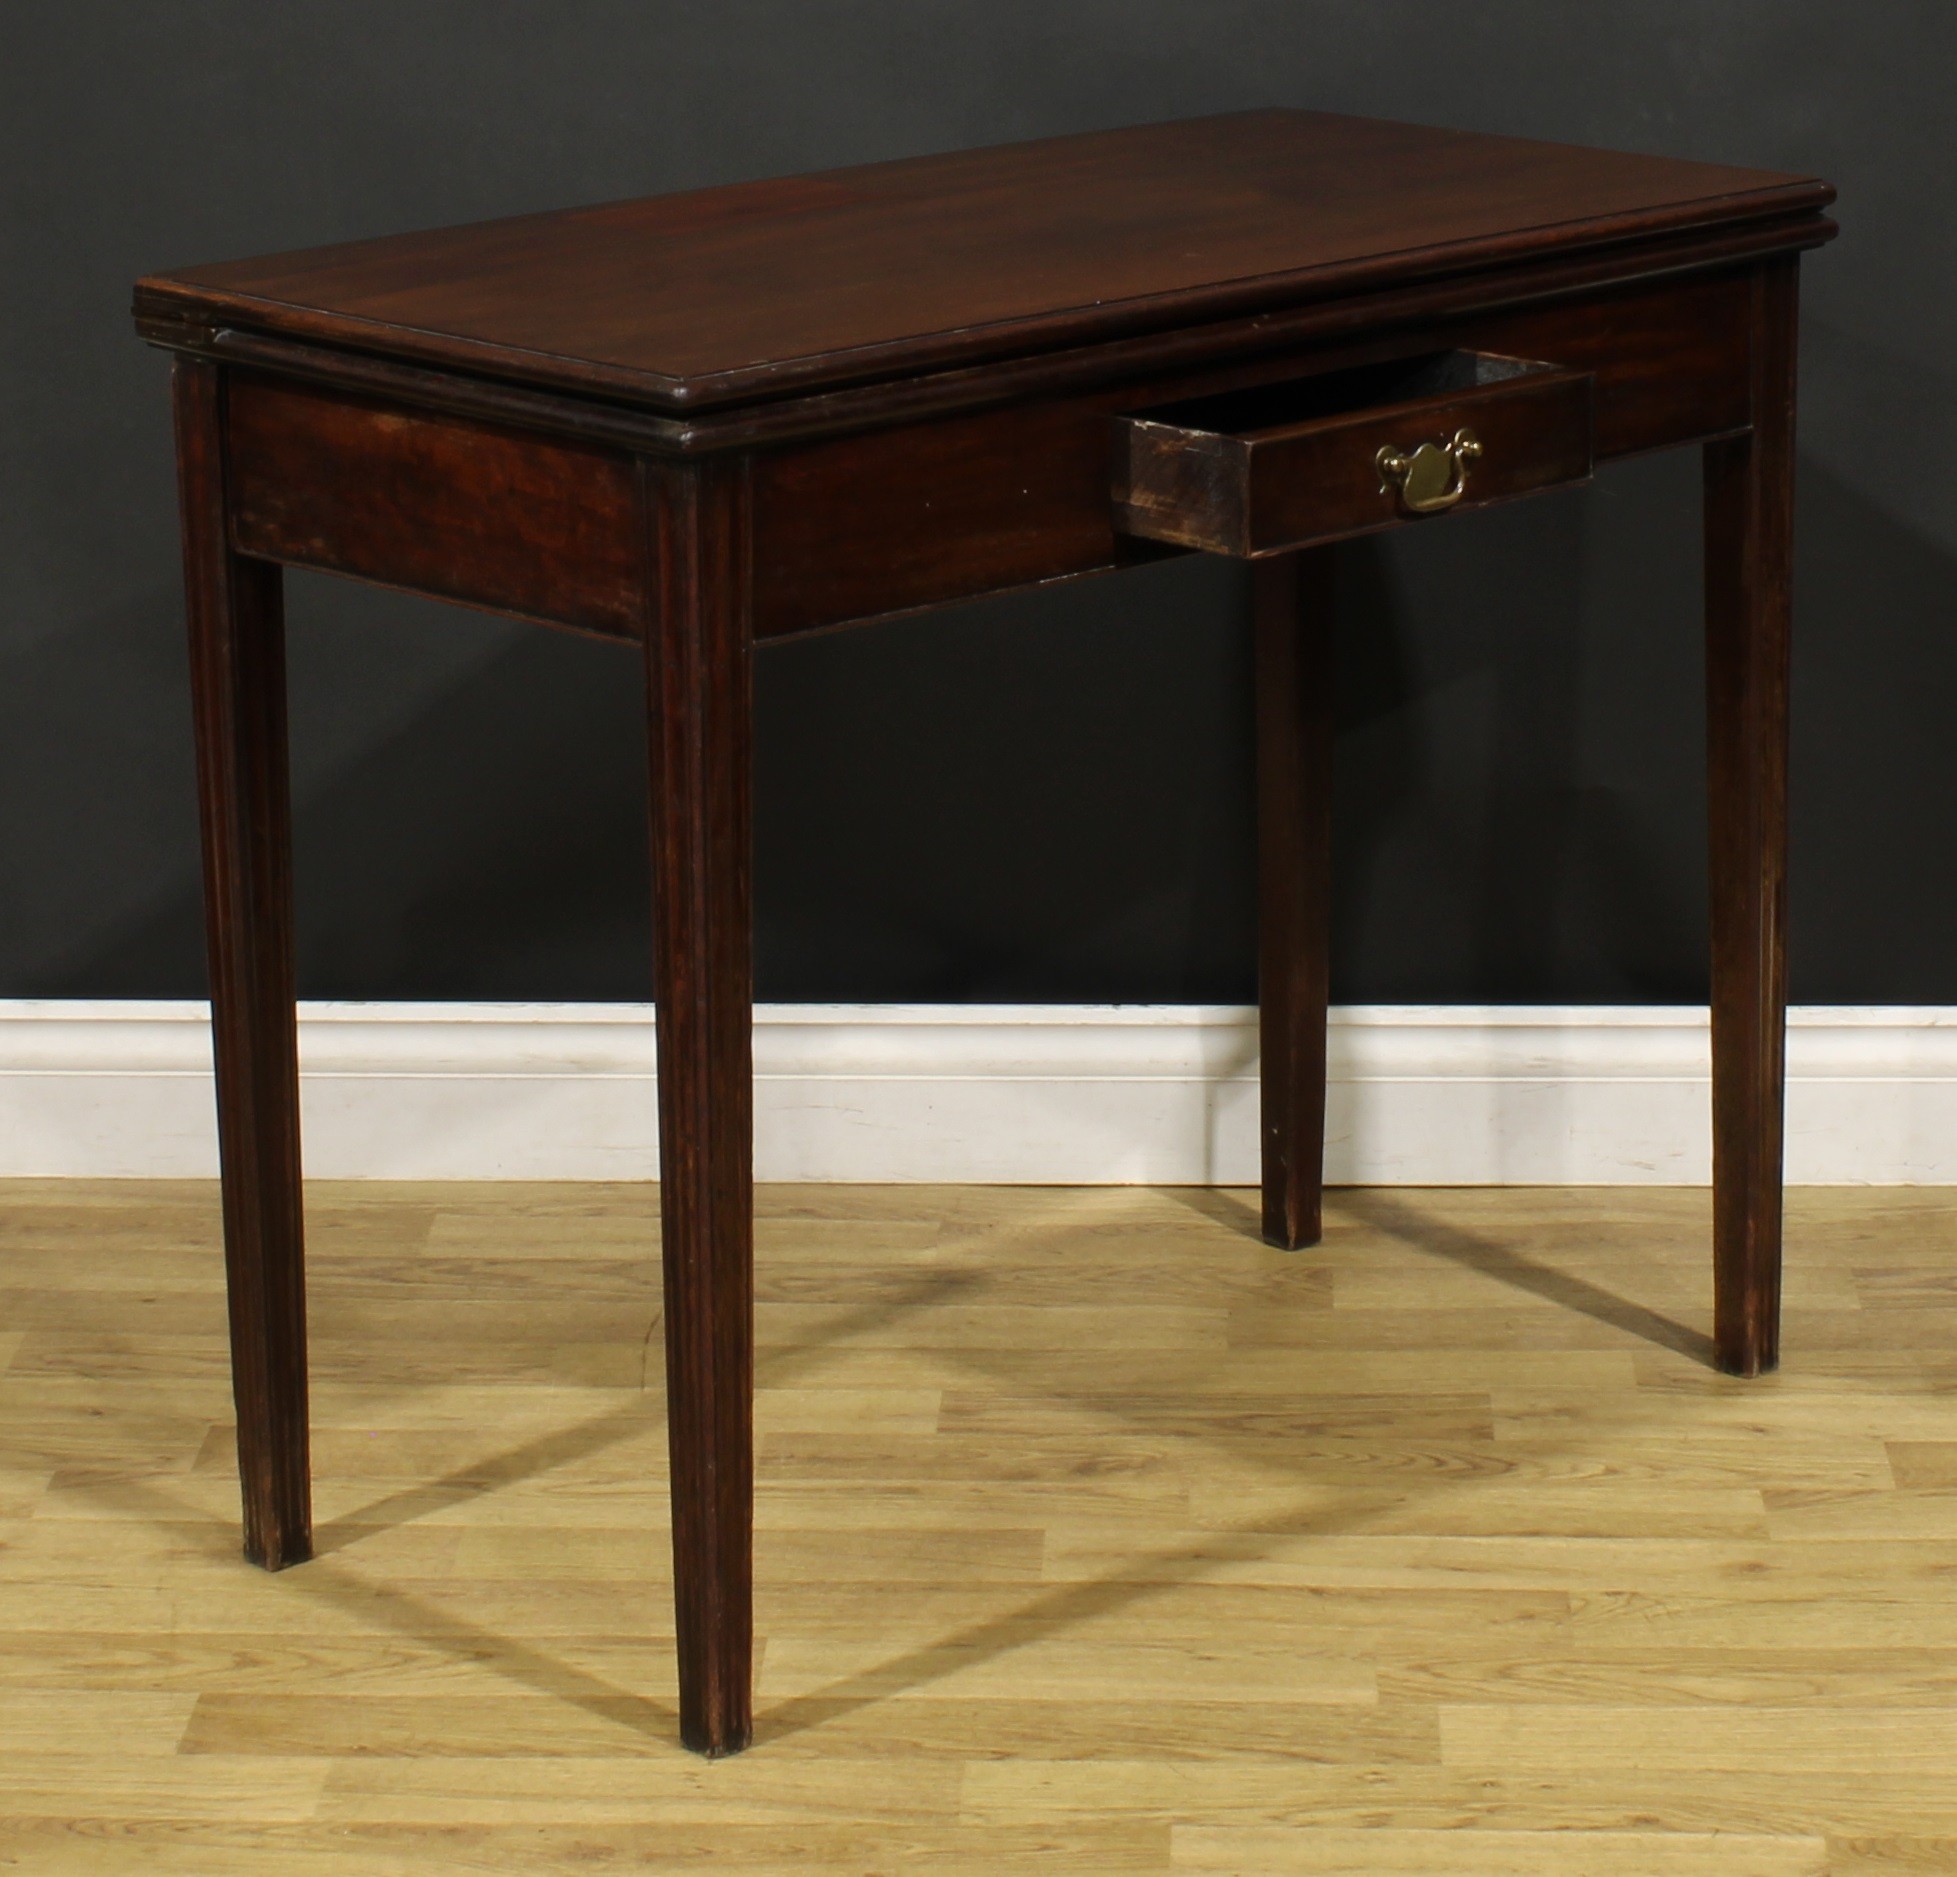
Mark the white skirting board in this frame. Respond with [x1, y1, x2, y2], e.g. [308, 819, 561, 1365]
[0, 1000, 1952, 1183]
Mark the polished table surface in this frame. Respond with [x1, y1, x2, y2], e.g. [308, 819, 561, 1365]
[138, 111, 1827, 410]
[136, 111, 1836, 1754]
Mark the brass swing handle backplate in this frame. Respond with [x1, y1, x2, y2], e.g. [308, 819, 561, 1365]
[1376, 427, 1483, 514]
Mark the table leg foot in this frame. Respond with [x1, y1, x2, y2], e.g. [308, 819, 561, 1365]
[1254, 549, 1336, 1251]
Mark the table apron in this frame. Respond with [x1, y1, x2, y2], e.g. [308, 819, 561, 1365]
[218, 266, 1756, 644]
[225, 370, 646, 642]
[752, 267, 1752, 638]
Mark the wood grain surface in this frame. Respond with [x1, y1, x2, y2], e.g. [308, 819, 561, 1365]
[133, 110, 1832, 412]
[4, 1178, 1956, 1872]
[225, 373, 643, 641]
[747, 267, 1756, 636]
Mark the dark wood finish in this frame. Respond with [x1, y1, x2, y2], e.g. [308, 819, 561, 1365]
[1705, 258, 1800, 1379]
[134, 111, 1828, 413]
[749, 268, 1752, 641]
[226, 373, 643, 641]
[1255, 549, 1337, 1249]
[1114, 352, 1593, 559]
[143, 211, 1813, 458]
[135, 112, 1837, 1754]
[172, 358, 311, 1571]
[642, 457, 756, 1756]
[754, 396, 1147, 640]
[154, 260, 1766, 652]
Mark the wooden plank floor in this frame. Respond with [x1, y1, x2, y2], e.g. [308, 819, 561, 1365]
[4, 1181, 1957, 1872]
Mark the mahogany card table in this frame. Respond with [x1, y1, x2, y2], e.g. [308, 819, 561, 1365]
[134, 110, 1837, 1754]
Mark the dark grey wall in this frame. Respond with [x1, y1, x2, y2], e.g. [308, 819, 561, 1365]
[3, 4, 1948, 1005]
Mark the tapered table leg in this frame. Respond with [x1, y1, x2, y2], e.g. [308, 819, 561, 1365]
[173, 358, 311, 1569]
[1254, 549, 1336, 1250]
[643, 457, 756, 1756]
[1704, 258, 1800, 1378]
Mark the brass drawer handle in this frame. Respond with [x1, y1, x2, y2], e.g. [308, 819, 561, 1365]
[1376, 426, 1483, 514]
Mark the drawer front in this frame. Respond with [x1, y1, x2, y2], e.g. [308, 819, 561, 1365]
[1113, 355, 1595, 559]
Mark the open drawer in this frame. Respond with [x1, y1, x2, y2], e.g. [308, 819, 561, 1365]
[1111, 351, 1594, 559]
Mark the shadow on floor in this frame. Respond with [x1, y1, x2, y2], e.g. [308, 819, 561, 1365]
[1162, 1182, 1715, 1367]
[1339, 1187, 1714, 1367]
[81, 1183, 1714, 1751]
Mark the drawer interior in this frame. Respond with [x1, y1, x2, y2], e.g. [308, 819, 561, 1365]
[1128, 349, 1557, 441]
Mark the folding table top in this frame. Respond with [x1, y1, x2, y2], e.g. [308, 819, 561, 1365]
[135, 109, 1832, 415]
